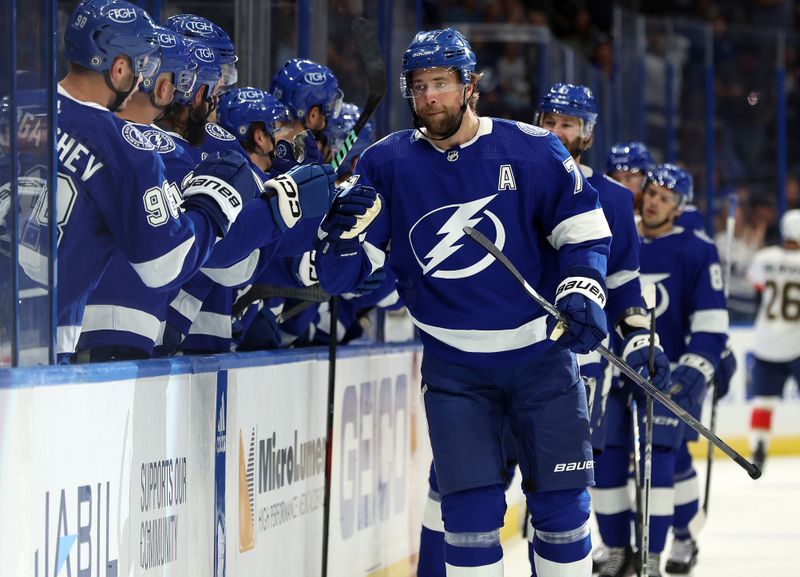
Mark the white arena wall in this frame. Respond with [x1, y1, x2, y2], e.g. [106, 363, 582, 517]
[0, 328, 797, 577]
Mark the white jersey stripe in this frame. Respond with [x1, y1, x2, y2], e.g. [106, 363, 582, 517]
[200, 249, 260, 287]
[606, 268, 639, 290]
[57, 325, 82, 354]
[188, 311, 231, 339]
[547, 208, 611, 250]
[690, 309, 729, 334]
[130, 236, 197, 288]
[170, 289, 203, 323]
[81, 304, 162, 341]
[407, 312, 548, 353]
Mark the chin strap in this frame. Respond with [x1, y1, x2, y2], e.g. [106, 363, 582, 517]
[409, 85, 469, 142]
[104, 70, 139, 113]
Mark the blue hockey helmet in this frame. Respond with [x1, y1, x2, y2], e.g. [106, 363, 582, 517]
[172, 40, 221, 106]
[647, 163, 693, 207]
[606, 142, 654, 175]
[269, 58, 343, 121]
[64, 0, 160, 79]
[400, 28, 476, 97]
[140, 26, 197, 97]
[162, 14, 237, 87]
[536, 83, 598, 138]
[217, 87, 291, 142]
[323, 102, 375, 175]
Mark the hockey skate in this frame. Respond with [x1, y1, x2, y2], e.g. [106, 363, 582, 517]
[752, 440, 766, 472]
[598, 545, 635, 577]
[665, 539, 698, 574]
[645, 552, 662, 577]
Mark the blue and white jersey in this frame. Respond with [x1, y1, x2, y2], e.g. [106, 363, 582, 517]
[675, 204, 705, 232]
[639, 226, 727, 365]
[78, 126, 204, 355]
[20, 86, 218, 355]
[316, 117, 612, 367]
[198, 122, 248, 160]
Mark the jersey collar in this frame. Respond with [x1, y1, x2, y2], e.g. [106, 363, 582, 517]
[412, 116, 493, 152]
[57, 84, 111, 112]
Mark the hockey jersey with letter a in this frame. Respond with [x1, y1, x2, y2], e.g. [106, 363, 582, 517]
[316, 117, 612, 367]
[19, 86, 218, 355]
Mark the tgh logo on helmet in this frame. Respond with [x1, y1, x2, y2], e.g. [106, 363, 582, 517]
[237, 89, 262, 102]
[107, 7, 137, 23]
[185, 20, 215, 34]
[194, 47, 215, 63]
[158, 33, 177, 47]
[304, 71, 327, 85]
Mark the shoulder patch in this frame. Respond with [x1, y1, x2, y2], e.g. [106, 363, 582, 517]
[205, 123, 236, 142]
[121, 123, 155, 151]
[515, 121, 549, 137]
[142, 129, 176, 154]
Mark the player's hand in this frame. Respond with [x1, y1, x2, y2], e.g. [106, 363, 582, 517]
[713, 348, 737, 400]
[547, 269, 607, 354]
[621, 329, 671, 393]
[669, 353, 716, 406]
[263, 163, 337, 231]
[183, 150, 254, 235]
[347, 268, 386, 298]
[317, 181, 381, 256]
[272, 130, 323, 173]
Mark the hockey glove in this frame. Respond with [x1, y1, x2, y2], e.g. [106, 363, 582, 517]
[272, 130, 323, 174]
[317, 182, 381, 257]
[348, 268, 386, 298]
[183, 150, 255, 236]
[547, 268, 608, 354]
[620, 330, 671, 394]
[669, 352, 716, 407]
[714, 348, 737, 400]
[263, 162, 337, 231]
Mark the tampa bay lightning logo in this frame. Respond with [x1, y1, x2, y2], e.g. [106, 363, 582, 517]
[409, 194, 506, 279]
[515, 121, 549, 137]
[121, 123, 155, 151]
[205, 123, 236, 141]
[274, 140, 293, 160]
[142, 129, 176, 153]
[640, 273, 671, 318]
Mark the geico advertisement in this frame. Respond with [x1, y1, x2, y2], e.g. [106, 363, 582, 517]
[327, 351, 418, 577]
[29, 380, 135, 577]
[129, 374, 194, 576]
[228, 360, 329, 577]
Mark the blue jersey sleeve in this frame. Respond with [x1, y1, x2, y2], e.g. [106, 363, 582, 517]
[685, 231, 728, 364]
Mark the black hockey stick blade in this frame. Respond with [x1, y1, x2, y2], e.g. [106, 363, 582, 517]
[331, 17, 387, 171]
[463, 225, 763, 480]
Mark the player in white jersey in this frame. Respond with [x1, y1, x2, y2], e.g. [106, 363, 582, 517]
[745, 209, 800, 469]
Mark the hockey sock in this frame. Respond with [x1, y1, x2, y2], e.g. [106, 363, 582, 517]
[647, 447, 677, 553]
[441, 484, 505, 575]
[528, 488, 592, 577]
[672, 446, 702, 539]
[750, 403, 774, 453]
[592, 446, 632, 548]
[418, 465, 446, 577]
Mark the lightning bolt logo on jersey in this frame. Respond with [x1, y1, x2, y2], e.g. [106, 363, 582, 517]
[409, 194, 505, 279]
[314, 116, 612, 367]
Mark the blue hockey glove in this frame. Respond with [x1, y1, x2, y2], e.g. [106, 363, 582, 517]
[348, 268, 386, 297]
[714, 348, 737, 400]
[620, 330, 671, 393]
[183, 150, 256, 235]
[154, 323, 185, 357]
[263, 162, 337, 231]
[547, 269, 608, 354]
[669, 352, 716, 407]
[317, 181, 382, 257]
[272, 130, 323, 174]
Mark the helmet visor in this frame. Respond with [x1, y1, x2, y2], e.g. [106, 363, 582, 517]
[326, 88, 344, 119]
[401, 68, 464, 99]
[174, 68, 198, 95]
[221, 62, 238, 87]
[135, 52, 161, 81]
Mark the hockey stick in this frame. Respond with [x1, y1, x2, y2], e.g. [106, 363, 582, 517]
[462, 225, 762, 479]
[321, 17, 386, 577]
[232, 283, 330, 319]
[703, 193, 738, 514]
[640, 284, 657, 577]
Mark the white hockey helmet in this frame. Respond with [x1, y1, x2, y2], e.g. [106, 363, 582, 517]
[780, 209, 800, 243]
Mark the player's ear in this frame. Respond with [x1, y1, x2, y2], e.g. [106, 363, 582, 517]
[110, 55, 131, 87]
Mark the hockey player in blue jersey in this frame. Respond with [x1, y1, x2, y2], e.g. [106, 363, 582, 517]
[314, 28, 612, 576]
[269, 58, 342, 170]
[322, 101, 376, 180]
[594, 165, 728, 577]
[25, 0, 254, 359]
[606, 141, 654, 201]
